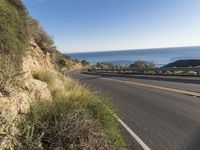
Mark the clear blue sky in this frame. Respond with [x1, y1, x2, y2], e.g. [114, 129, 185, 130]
[23, 0, 200, 53]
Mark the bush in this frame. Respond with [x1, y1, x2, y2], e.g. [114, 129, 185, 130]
[129, 60, 156, 69]
[46, 45, 72, 72]
[81, 60, 90, 66]
[58, 59, 67, 67]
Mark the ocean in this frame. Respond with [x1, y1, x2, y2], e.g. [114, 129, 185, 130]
[68, 46, 200, 67]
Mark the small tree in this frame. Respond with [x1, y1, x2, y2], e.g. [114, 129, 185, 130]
[129, 60, 156, 69]
[58, 59, 66, 67]
[81, 60, 90, 66]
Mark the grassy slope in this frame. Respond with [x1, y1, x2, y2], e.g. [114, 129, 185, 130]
[0, 0, 29, 76]
[18, 71, 126, 149]
[0, 0, 78, 80]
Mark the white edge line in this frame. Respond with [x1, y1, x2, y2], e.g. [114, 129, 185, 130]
[80, 73, 151, 149]
[113, 114, 151, 150]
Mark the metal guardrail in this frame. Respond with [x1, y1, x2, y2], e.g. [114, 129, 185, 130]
[88, 67, 200, 76]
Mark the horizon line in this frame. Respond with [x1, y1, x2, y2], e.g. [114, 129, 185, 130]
[66, 45, 200, 54]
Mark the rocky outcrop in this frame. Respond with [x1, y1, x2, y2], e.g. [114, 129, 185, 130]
[22, 40, 55, 72]
[0, 89, 30, 149]
[0, 40, 53, 149]
[30, 79, 52, 100]
[21, 71, 52, 101]
[0, 71, 52, 129]
[0, 92, 30, 120]
[0, 37, 82, 149]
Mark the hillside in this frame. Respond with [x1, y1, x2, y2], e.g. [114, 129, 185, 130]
[0, 0, 81, 75]
[163, 59, 200, 68]
[0, 1, 124, 149]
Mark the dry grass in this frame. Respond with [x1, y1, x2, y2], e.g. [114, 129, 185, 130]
[17, 71, 126, 150]
[0, 114, 19, 149]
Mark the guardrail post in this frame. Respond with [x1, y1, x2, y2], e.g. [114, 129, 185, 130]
[197, 71, 200, 77]
[156, 71, 159, 75]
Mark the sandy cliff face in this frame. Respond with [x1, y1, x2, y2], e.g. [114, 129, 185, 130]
[0, 41, 54, 118]
[22, 40, 55, 72]
[20, 40, 54, 103]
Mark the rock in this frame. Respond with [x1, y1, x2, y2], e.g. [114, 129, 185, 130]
[16, 92, 30, 114]
[0, 92, 30, 120]
[0, 95, 28, 150]
[20, 71, 52, 102]
[30, 79, 52, 101]
[20, 71, 34, 91]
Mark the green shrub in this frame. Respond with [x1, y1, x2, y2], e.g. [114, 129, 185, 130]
[58, 59, 67, 67]
[129, 60, 156, 69]
[81, 60, 90, 66]
[48, 46, 73, 72]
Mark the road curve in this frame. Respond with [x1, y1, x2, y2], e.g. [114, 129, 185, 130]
[67, 71, 200, 150]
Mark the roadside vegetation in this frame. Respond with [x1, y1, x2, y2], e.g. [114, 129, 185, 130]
[81, 60, 90, 67]
[18, 71, 126, 149]
[129, 60, 156, 69]
[91, 61, 156, 70]
[90, 60, 200, 76]
[93, 63, 126, 69]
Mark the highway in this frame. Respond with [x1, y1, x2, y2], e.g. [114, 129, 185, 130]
[67, 71, 200, 150]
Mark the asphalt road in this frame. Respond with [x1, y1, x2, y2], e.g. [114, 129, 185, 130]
[67, 71, 200, 150]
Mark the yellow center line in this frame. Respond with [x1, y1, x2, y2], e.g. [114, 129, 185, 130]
[101, 77, 200, 97]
